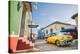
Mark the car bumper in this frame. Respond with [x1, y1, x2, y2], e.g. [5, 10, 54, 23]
[60, 40, 72, 46]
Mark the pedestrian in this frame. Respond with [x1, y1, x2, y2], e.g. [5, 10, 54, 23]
[32, 34, 36, 43]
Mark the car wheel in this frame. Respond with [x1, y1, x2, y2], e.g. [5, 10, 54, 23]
[56, 41, 61, 47]
[46, 40, 49, 43]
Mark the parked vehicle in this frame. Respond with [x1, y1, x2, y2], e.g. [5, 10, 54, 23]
[46, 32, 73, 46]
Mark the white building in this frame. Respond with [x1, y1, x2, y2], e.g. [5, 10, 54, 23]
[42, 21, 75, 38]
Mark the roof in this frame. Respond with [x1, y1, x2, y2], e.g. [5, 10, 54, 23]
[71, 13, 78, 19]
[42, 21, 73, 30]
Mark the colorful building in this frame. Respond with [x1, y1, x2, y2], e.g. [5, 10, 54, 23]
[9, 1, 32, 37]
[71, 13, 78, 25]
[71, 13, 78, 39]
[9, 1, 36, 52]
[38, 28, 44, 39]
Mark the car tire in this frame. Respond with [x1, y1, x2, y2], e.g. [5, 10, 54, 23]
[46, 40, 49, 43]
[56, 41, 61, 47]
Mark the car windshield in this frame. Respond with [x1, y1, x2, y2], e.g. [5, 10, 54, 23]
[56, 32, 64, 36]
[50, 32, 67, 37]
[51, 33, 56, 36]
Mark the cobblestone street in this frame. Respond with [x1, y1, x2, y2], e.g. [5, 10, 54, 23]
[34, 39, 78, 52]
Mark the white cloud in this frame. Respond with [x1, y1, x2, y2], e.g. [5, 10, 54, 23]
[50, 17, 76, 25]
[37, 27, 41, 29]
[50, 17, 58, 21]
[33, 4, 38, 10]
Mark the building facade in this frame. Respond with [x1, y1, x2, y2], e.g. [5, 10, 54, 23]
[38, 28, 44, 39]
[9, 1, 32, 37]
[71, 13, 78, 25]
[42, 21, 75, 38]
[71, 13, 78, 39]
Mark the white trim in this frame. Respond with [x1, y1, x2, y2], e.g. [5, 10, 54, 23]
[18, 2, 23, 35]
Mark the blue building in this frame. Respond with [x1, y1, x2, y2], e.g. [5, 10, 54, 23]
[38, 28, 44, 39]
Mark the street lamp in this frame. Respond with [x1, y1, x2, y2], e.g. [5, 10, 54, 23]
[28, 24, 38, 28]
[28, 21, 39, 43]
[28, 2, 38, 42]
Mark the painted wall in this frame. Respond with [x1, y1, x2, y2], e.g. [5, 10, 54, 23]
[42, 23, 75, 37]
[9, 1, 32, 36]
[38, 29, 44, 39]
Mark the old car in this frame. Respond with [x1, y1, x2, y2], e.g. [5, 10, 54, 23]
[47, 32, 73, 46]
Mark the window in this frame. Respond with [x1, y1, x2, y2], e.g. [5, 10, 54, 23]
[50, 28, 53, 33]
[61, 27, 64, 30]
[17, 2, 21, 11]
[46, 30, 48, 34]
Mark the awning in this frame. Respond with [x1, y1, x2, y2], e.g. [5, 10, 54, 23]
[60, 28, 77, 32]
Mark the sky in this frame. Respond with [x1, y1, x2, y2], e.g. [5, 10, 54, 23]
[31, 2, 78, 33]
